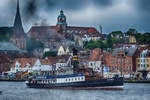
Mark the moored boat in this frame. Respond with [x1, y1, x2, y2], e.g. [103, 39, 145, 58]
[26, 73, 124, 90]
[25, 48, 124, 90]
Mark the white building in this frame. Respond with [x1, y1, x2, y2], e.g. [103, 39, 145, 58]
[10, 58, 37, 73]
[88, 48, 102, 72]
[32, 59, 52, 71]
[57, 46, 70, 56]
[10, 58, 53, 73]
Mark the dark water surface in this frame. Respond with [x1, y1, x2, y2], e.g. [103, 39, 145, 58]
[0, 82, 150, 100]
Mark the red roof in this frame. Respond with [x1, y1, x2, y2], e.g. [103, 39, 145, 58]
[11, 58, 37, 68]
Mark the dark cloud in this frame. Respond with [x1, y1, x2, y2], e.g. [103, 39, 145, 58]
[92, 0, 113, 6]
[135, 0, 150, 12]
[24, 0, 38, 21]
[0, 0, 150, 33]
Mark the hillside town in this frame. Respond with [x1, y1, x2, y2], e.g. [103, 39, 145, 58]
[0, 0, 150, 81]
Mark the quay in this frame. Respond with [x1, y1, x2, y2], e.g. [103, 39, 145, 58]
[0, 79, 25, 82]
[124, 79, 150, 83]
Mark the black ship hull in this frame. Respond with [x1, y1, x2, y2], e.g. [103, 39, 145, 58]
[26, 78, 124, 90]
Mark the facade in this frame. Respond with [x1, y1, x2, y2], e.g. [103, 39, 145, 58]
[136, 47, 150, 71]
[88, 48, 102, 72]
[10, 58, 37, 73]
[0, 42, 29, 73]
[32, 59, 52, 72]
[105, 47, 138, 74]
[10, 58, 53, 73]
[10, 0, 27, 50]
[129, 36, 136, 43]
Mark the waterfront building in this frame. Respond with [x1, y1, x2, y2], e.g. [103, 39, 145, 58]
[88, 48, 102, 72]
[10, 0, 27, 50]
[105, 47, 138, 74]
[32, 59, 52, 72]
[136, 47, 150, 71]
[10, 58, 54, 73]
[10, 58, 37, 73]
[0, 42, 28, 73]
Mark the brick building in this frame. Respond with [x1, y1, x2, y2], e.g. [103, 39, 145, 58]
[104, 47, 138, 74]
[0, 42, 31, 73]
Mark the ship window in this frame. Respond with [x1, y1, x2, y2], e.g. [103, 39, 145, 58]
[78, 77, 80, 80]
[69, 79, 70, 81]
[81, 77, 84, 80]
[75, 78, 77, 80]
[66, 79, 67, 81]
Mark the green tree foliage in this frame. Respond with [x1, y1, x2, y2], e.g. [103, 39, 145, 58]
[106, 34, 113, 48]
[126, 28, 137, 35]
[142, 33, 150, 43]
[0, 27, 12, 41]
[26, 38, 44, 52]
[111, 31, 123, 36]
[43, 51, 57, 58]
[85, 40, 106, 50]
[0, 33, 10, 41]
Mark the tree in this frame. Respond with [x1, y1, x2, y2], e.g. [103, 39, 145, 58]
[126, 28, 137, 35]
[43, 51, 57, 58]
[106, 35, 113, 49]
[26, 38, 44, 52]
[85, 40, 105, 50]
[143, 33, 150, 43]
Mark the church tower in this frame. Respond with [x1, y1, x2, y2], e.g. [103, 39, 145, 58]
[10, 0, 27, 50]
[56, 10, 67, 30]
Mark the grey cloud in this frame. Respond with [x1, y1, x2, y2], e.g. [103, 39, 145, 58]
[0, 0, 150, 33]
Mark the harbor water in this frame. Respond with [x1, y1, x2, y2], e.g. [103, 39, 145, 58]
[0, 82, 150, 100]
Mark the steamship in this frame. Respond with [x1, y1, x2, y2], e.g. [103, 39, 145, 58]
[26, 48, 124, 90]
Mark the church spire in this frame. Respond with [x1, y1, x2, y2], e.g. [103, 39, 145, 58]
[13, 0, 24, 34]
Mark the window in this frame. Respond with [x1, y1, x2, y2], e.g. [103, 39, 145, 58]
[129, 60, 132, 64]
[121, 59, 124, 64]
[147, 59, 149, 62]
[126, 60, 129, 64]
[147, 64, 149, 68]
[112, 60, 113, 64]
[138, 59, 140, 63]
[138, 64, 140, 67]
[118, 59, 120, 64]
[114, 60, 116, 64]
[90, 63, 92, 66]
[78, 77, 80, 80]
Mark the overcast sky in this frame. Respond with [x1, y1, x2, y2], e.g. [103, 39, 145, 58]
[0, 0, 150, 33]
